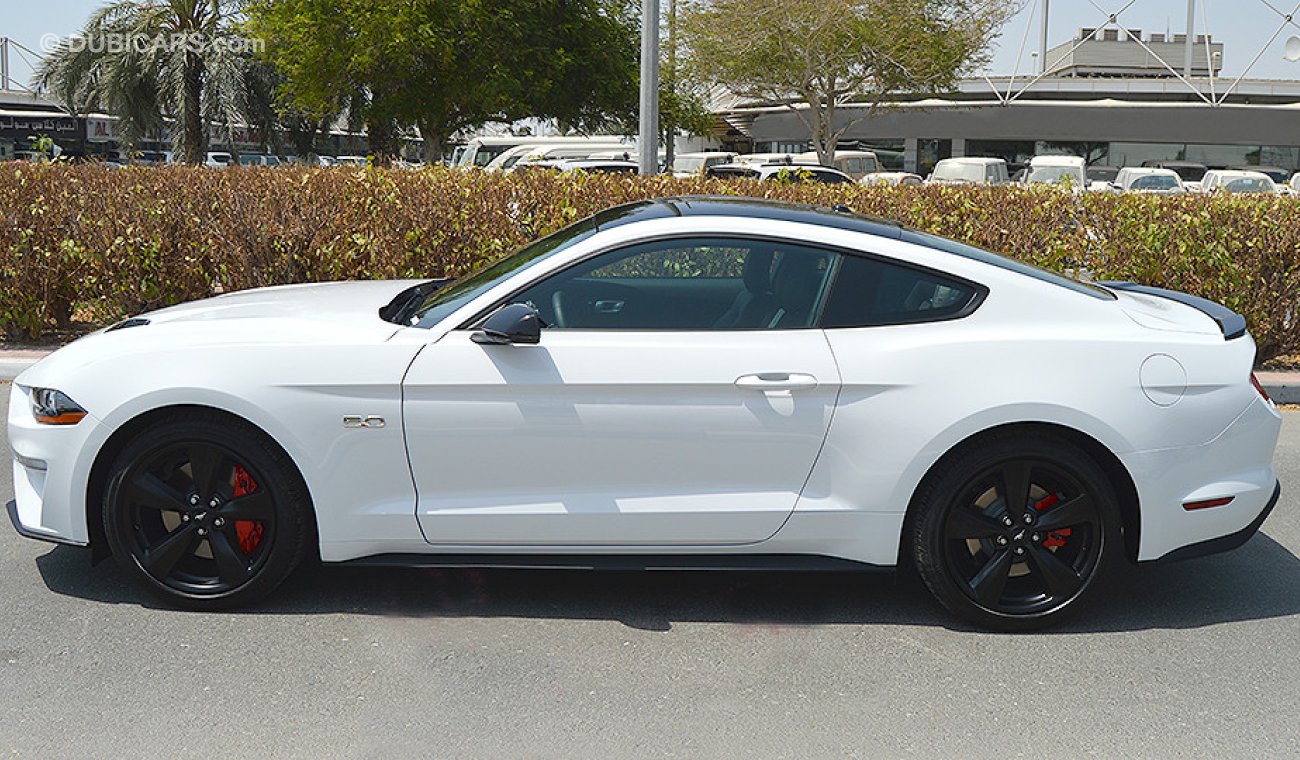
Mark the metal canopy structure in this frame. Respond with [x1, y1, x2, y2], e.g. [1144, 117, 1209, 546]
[987, 0, 1300, 107]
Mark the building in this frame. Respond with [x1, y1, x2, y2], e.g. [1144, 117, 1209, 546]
[714, 27, 1300, 177]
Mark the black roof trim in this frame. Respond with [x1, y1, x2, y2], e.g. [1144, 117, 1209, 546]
[595, 195, 905, 241]
[1101, 281, 1248, 340]
[590, 196, 1112, 301]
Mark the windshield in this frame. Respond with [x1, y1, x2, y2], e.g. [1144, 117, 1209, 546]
[1129, 174, 1180, 191]
[1223, 177, 1273, 193]
[474, 145, 513, 167]
[407, 219, 600, 328]
[1027, 166, 1082, 186]
[933, 162, 987, 182]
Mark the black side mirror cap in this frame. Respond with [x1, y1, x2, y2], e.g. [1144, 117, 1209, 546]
[471, 302, 541, 345]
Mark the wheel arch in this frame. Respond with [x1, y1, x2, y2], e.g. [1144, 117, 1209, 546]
[898, 421, 1141, 569]
[85, 403, 318, 564]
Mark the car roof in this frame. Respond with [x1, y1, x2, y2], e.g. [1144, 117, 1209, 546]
[937, 157, 1006, 165]
[588, 196, 1111, 301]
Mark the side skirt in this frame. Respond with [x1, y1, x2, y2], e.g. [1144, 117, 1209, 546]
[338, 553, 887, 572]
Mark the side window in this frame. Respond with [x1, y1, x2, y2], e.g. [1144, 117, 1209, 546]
[511, 238, 839, 330]
[821, 254, 982, 328]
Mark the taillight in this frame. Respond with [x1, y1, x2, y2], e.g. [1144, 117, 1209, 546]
[1250, 373, 1271, 402]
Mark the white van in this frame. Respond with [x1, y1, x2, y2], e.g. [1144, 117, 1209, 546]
[1023, 155, 1086, 188]
[454, 135, 633, 169]
[485, 142, 635, 172]
[927, 157, 1010, 185]
[671, 151, 739, 177]
[794, 150, 879, 179]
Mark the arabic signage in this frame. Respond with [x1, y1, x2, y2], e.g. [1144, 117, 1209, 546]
[0, 113, 80, 139]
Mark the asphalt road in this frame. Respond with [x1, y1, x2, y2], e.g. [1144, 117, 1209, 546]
[2, 388, 1298, 759]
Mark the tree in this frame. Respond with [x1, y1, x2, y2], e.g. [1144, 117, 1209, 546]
[681, 0, 1018, 166]
[246, 0, 639, 163]
[36, 0, 260, 164]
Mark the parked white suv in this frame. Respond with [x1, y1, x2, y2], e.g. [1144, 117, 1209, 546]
[927, 157, 1010, 185]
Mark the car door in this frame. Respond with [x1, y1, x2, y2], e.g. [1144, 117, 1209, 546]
[402, 236, 843, 546]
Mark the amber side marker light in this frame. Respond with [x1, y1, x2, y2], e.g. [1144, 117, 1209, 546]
[30, 388, 88, 425]
[1183, 496, 1235, 511]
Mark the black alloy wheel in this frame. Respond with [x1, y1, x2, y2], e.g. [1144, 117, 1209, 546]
[104, 414, 311, 609]
[911, 432, 1121, 631]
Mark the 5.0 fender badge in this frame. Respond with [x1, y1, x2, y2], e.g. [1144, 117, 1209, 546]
[343, 415, 386, 429]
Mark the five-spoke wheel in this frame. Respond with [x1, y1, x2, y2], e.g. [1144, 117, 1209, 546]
[911, 432, 1120, 631]
[103, 413, 310, 609]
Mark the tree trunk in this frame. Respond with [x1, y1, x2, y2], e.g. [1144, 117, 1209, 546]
[418, 119, 443, 164]
[366, 116, 397, 166]
[182, 51, 206, 165]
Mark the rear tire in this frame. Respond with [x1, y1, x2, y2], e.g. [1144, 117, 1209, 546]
[102, 412, 311, 610]
[910, 431, 1122, 631]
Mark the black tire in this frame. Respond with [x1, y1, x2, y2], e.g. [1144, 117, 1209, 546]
[103, 411, 312, 610]
[910, 431, 1122, 631]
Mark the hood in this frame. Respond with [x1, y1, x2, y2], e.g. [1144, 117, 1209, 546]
[141, 280, 425, 326]
[14, 280, 425, 387]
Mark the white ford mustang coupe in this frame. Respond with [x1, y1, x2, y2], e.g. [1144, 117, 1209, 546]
[7, 196, 1282, 630]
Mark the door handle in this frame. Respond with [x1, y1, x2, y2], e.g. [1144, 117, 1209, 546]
[735, 373, 819, 391]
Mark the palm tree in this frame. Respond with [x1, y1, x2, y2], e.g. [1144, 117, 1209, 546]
[36, 0, 255, 164]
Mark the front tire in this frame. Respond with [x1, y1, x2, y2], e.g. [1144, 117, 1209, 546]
[910, 432, 1122, 631]
[103, 412, 312, 609]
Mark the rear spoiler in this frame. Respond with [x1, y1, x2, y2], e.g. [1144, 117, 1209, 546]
[1101, 281, 1247, 340]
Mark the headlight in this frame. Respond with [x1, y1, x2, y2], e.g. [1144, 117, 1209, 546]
[29, 388, 88, 425]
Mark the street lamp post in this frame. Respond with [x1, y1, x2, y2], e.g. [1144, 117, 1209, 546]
[638, 0, 660, 175]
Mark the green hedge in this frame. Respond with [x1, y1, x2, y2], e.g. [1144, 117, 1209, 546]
[1, 164, 1297, 360]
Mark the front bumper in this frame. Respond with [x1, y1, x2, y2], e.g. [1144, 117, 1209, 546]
[6, 498, 82, 546]
[7, 383, 100, 546]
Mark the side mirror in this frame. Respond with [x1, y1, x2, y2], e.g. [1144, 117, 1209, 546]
[471, 303, 541, 345]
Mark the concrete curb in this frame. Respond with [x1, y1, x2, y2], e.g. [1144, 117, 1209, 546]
[3, 347, 1300, 402]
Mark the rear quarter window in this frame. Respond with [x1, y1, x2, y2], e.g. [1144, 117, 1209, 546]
[821, 254, 984, 328]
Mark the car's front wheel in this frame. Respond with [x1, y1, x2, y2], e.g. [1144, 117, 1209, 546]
[103, 412, 312, 609]
[910, 431, 1122, 631]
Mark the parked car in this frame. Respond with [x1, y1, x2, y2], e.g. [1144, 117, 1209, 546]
[1112, 167, 1185, 194]
[1201, 169, 1277, 194]
[238, 154, 283, 168]
[1022, 156, 1086, 189]
[707, 163, 854, 184]
[204, 152, 234, 168]
[927, 157, 1010, 185]
[671, 151, 739, 177]
[7, 196, 1280, 631]
[333, 156, 370, 166]
[1139, 160, 1207, 192]
[1288, 172, 1300, 194]
[794, 150, 879, 180]
[132, 150, 174, 166]
[1228, 165, 1290, 185]
[860, 172, 923, 187]
[732, 152, 810, 167]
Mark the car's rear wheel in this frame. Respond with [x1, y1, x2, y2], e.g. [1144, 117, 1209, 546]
[910, 432, 1121, 631]
[103, 413, 311, 609]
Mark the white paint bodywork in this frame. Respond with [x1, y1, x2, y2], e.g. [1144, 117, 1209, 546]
[8, 209, 1282, 568]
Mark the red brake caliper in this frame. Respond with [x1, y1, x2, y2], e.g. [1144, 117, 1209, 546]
[1033, 493, 1072, 548]
[232, 465, 264, 554]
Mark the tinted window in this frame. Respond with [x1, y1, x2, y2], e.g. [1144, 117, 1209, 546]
[821, 255, 982, 328]
[510, 238, 838, 330]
